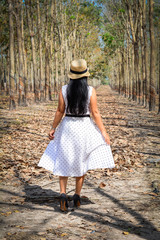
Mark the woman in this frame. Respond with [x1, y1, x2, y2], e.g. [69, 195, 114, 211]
[38, 59, 115, 212]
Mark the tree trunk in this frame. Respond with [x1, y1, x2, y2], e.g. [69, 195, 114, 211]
[140, 6, 145, 105]
[15, 0, 25, 106]
[149, 0, 156, 111]
[131, 46, 134, 100]
[26, 0, 39, 102]
[128, 44, 132, 99]
[37, 0, 45, 101]
[118, 52, 121, 94]
[59, 0, 64, 87]
[50, 0, 55, 99]
[133, 40, 139, 101]
[141, 0, 148, 107]
[126, 33, 129, 98]
[54, 0, 59, 98]
[21, 0, 29, 106]
[44, 0, 50, 101]
[8, 0, 16, 109]
[158, 33, 160, 113]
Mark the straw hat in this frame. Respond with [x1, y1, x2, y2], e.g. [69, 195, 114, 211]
[68, 59, 90, 79]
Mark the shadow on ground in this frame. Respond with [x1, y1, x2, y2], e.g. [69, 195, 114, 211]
[1, 173, 160, 240]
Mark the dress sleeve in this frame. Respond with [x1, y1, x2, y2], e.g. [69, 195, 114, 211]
[88, 86, 93, 100]
[62, 85, 67, 100]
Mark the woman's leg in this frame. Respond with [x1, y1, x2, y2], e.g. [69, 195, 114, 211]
[75, 175, 85, 196]
[59, 176, 68, 194]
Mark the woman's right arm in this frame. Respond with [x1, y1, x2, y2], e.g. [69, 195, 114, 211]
[90, 88, 110, 145]
[48, 88, 65, 140]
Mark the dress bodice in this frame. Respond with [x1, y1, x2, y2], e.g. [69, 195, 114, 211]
[62, 85, 93, 114]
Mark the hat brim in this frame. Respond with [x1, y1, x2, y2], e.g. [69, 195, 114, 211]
[68, 71, 90, 79]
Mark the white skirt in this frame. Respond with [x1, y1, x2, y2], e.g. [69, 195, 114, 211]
[38, 116, 115, 177]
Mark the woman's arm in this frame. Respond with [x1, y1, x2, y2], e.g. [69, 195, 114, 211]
[90, 88, 110, 145]
[49, 89, 65, 140]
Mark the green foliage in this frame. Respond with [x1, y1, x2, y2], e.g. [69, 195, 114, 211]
[0, 0, 9, 54]
[99, 0, 125, 59]
[102, 32, 114, 46]
[102, 29, 124, 57]
[79, 2, 102, 25]
[119, 8, 125, 13]
[70, 15, 76, 20]
[101, 78, 109, 85]
[153, 1, 160, 27]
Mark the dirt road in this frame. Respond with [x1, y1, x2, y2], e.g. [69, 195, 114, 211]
[0, 85, 160, 240]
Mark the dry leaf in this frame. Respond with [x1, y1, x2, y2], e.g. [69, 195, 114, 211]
[123, 231, 129, 235]
[149, 192, 158, 196]
[61, 233, 68, 237]
[91, 223, 96, 226]
[14, 210, 20, 213]
[37, 232, 46, 235]
[81, 195, 88, 199]
[99, 182, 106, 188]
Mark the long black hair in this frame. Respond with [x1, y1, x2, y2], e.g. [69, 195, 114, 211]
[66, 77, 88, 115]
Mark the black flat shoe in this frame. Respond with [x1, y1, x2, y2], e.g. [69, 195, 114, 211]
[72, 194, 81, 207]
[60, 193, 68, 212]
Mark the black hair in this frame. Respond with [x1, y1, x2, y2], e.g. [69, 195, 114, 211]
[66, 77, 88, 115]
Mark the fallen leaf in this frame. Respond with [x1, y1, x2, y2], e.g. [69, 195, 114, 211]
[99, 182, 106, 188]
[1, 211, 12, 217]
[37, 232, 46, 235]
[123, 231, 129, 235]
[149, 192, 158, 196]
[14, 210, 20, 213]
[91, 223, 96, 226]
[81, 195, 89, 199]
[61, 233, 68, 237]
[6, 211, 12, 214]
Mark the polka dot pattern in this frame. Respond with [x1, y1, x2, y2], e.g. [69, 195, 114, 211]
[38, 85, 115, 177]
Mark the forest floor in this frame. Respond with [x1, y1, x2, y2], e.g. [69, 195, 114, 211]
[0, 85, 160, 240]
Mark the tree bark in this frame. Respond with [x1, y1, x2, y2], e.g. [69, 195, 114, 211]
[50, 0, 55, 98]
[26, 0, 39, 102]
[37, 0, 45, 101]
[149, 0, 156, 111]
[158, 36, 160, 113]
[21, 0, 29, 106]
[8, 0, 16, 109]
[44, 0, 50, 101]
[54, 0, 59, 97]
[15, 0, 25, 106]
[141, 0, 148, 107]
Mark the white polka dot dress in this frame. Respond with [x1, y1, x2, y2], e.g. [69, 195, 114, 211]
[38, 85, 115, 177]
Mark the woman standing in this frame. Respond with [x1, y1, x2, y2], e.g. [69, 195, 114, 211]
[38, 59, 115, 212]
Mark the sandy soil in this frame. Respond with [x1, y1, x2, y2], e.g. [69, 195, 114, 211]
[0, 85, 160, 240]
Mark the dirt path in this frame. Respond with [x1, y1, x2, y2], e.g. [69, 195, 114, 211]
[0, 85, 160, 240]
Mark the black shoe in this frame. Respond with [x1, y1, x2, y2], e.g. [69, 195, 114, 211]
[60, 193, 68, 212]
[72, 194, 81, 208]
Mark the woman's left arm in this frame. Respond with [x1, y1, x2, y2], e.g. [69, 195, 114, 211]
[48, 89, 65, 140]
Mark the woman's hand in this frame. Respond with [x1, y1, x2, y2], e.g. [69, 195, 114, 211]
[48, 128, 55, 140]
[102, 131, 110, 145]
